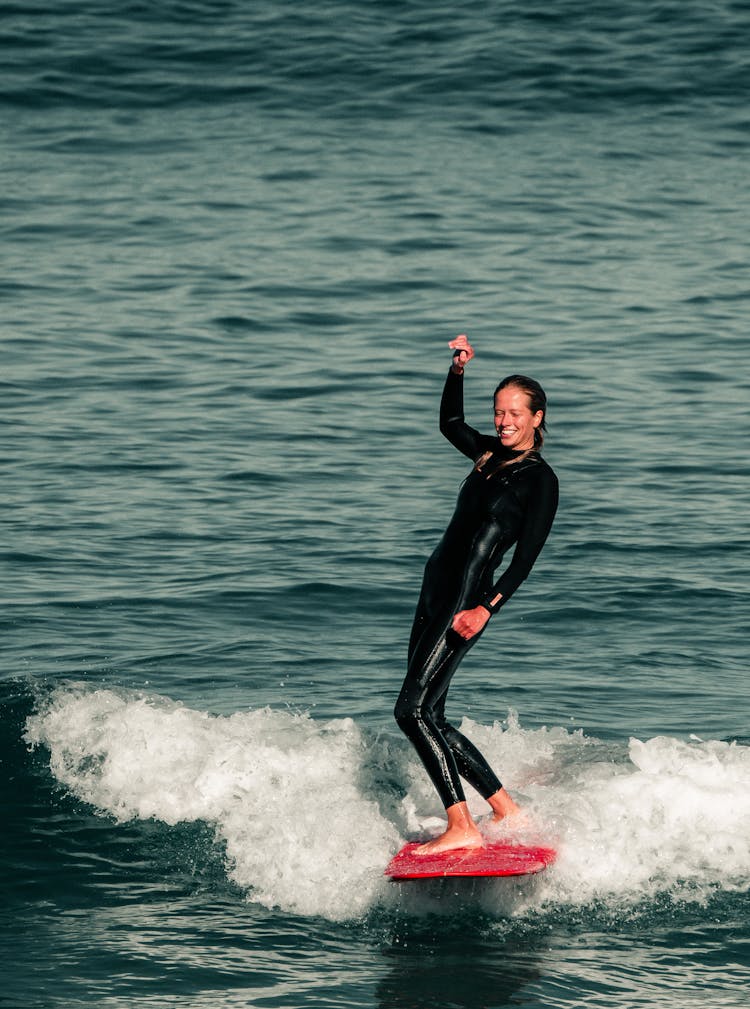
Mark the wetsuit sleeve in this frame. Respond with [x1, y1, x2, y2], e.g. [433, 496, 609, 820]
[439, 368, 494, 460]
[481, 468, 559, 613]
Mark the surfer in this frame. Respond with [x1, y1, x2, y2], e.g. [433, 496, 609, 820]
[394, 335, 558, 855]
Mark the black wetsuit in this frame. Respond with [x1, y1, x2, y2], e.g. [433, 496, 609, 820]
[394, 368, 559, 808]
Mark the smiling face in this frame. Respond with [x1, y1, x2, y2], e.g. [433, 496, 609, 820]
[493, 385, 544, 451]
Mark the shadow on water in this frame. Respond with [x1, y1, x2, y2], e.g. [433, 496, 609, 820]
[374, 910, 549, 1009]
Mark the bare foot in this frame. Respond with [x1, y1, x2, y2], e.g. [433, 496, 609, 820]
[491, 810, 532, 832]
[415, 825, 484, 856]
[413, 800, 485, 855]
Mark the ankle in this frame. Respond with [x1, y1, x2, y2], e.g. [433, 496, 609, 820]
[445, 801, 481, 834]
[487, 788, 521, 819]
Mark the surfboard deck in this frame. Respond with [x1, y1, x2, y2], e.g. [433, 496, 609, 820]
[385, 841, 556, 880]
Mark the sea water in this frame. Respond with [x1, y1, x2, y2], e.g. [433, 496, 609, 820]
[2, 2, 749, 1007]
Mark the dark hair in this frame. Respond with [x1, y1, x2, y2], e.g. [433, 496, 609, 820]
[494, 374, 548, 449]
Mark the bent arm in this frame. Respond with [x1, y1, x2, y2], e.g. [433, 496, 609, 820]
[482, 470, 559, 613]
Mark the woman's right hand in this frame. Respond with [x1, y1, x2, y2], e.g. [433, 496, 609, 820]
[448, 334, 475, 372]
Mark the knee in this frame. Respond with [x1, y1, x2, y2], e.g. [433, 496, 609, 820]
[393, 695, 411, 729]
[394, 694, 420, 735]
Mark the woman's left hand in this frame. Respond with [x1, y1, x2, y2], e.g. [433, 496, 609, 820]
[451, 606, 491, 640]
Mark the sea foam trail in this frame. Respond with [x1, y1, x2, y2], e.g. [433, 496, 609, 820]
[25, 685, 399, 919]
[25, 686, 750, 921]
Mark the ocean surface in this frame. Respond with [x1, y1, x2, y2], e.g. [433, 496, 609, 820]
[2, 2, 749, 1006]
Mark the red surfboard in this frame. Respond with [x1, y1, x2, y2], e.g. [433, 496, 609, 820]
[385, 841, 556, 880]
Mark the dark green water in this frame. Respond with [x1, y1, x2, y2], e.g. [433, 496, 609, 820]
[3, 2, 749, 1005]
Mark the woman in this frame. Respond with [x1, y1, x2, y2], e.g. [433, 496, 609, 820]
[394, 334, 558, 854]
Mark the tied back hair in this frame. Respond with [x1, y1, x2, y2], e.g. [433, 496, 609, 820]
[494, 374, 548, 450]
[473, 374, 549, 477]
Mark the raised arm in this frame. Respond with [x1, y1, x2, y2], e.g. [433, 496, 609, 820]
[439, 336, 493, 460]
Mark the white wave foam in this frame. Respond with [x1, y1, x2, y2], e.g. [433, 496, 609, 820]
[453, 715, 750, 910]
[25, 685, 399, 920]
[25, 688, 750, 921]
[542, 733, 750, 906]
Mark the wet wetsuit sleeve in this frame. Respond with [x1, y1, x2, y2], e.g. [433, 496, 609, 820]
[439, 368, 494, 460]
[482, 468, 559, 613]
